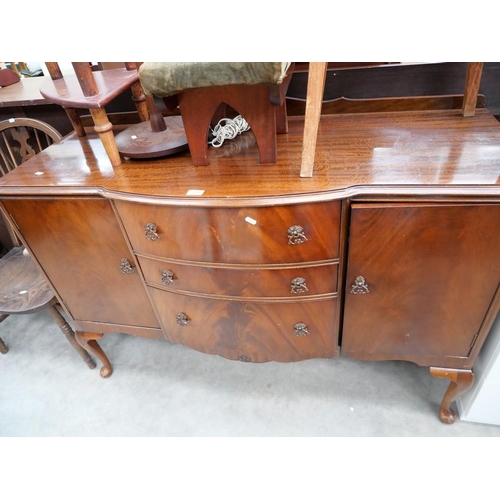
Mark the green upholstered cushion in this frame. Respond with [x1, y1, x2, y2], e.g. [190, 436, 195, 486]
[139, 62, 291, 97]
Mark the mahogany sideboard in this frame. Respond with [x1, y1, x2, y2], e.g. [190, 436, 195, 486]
[1, 109, 499, 424]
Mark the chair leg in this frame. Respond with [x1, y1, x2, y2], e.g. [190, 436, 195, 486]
[0, 337, 8, 354]
[0, 314, 8, 353]
[47, 305, 96, 370]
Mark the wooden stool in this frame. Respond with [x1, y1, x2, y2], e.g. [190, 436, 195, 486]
[139, 62, 294, 166]
[40, 62, 149, 167]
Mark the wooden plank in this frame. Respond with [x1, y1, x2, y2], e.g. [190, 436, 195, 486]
[300, 62, 327, 177]
[462, 62, 484, 117]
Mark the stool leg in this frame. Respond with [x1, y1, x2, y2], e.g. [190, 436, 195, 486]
[179, 84, 277, 165]
[90, 108, 121, 167]
[0, 337, 8, 354]
[0, 314, 8, 354]
[64, 108, 86, 137]
[178, 90, 220, 166]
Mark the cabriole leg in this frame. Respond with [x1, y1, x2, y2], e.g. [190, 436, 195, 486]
[430, 367, 474, 424]
[75, 331, 113, 378]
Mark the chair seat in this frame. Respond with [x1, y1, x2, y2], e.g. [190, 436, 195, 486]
[0, 246, 54, 314]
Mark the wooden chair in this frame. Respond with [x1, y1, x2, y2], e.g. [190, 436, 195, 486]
[0, 118, 96, 368]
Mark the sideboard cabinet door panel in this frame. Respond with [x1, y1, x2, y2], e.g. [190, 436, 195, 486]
[3, 198, 160, 328]
[342, 203, 500, 365]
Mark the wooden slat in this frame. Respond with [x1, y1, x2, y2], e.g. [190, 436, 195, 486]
[462, 62, 484, 117]
[300, 62, 327, 177]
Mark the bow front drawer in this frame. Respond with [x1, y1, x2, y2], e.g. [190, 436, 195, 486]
[138, 256, 338, 297]
[148, 288, 338, 362]
[114, 200, 341, 264]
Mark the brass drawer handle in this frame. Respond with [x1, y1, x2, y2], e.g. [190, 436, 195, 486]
[287, 225, 308, 245]
[176, 313, 189, 327]
[293, 322, 309, 336]
[161, 270, 175, 286]
[291, 277, 308, 294]
[350, 276, 369, 294]
[145, 222, 160, 241]
[120, 258, 134, 274]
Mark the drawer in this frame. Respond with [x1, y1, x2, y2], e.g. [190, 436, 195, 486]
[114, 200, 341, 264]
[149, 288, 338, 362]
[138, 256, 338, 297]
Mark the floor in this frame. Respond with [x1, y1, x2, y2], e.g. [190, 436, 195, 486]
[1, 309, 500, 437]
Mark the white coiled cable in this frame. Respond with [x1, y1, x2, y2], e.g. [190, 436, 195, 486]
[210, 115, 250, 148]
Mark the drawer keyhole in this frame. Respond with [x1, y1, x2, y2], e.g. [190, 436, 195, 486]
[287, 225, 308, 245]
[119, 258, 134, 274]
[350, 276, 369, 294]
[291, 277, 308, 294]
[145, 222, 160, 241]
[293, 322, 310, 336]
[176, 313, 189, 327]
[161, 270, 175, 286]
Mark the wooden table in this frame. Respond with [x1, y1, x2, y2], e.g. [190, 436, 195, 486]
[0, 77, 73, 135]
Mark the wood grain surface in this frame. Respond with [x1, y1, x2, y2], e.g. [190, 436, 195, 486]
[342, 202, 500, 368]
[0, 110, 498, 202]
[148, 289, 338, 362]
[115, 200, 341, 264]
[2, 197, 160, 328]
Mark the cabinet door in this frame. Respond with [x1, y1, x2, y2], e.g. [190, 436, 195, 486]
[342, 203, 500, 366]
[3, 197, 160, 328]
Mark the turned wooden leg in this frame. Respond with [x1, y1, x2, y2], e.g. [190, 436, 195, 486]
[430, 367, 474, 424]
[75, 331, 113, 378]
[64, 107, 86, 137]
[0, 314, 8, 353]
[47, 305, 96, 369]
[130, 81, 149, 122]
[89, 107, 122, 167]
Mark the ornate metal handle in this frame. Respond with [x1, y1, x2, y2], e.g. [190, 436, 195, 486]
[288, 225, 308, 245]
[120, 258, 134, 274]
[291, 277, 308, 294]
[176, 313, 189, 327]
[145, 222, 160, 241]
[293, 322, 310, 336]
[350, 276, 369, 294]
[237, 355, 251, 362]
[161, 270, 175, 286]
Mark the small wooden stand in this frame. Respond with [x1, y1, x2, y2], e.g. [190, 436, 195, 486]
[114, 95, 188, 159]
[41, 62, 149, 167]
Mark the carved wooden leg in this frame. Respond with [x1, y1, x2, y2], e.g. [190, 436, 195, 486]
[430, 367, 474, 424]
[75, 331, 113, 378]
[47, 305, 96, 369]
[89, 108, 121, 167]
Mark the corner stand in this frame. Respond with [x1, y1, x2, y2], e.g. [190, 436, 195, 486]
[41, 62, 188, 166]
[114, 95, 188, 159]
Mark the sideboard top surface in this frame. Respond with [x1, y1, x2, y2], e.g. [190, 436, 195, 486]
[1, 109, 499, 205]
